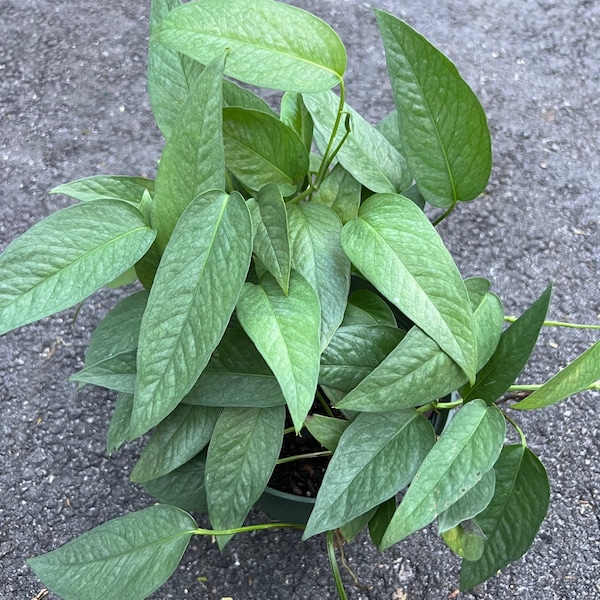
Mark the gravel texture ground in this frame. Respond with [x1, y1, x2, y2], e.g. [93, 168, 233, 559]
[1, 1, 599, 599]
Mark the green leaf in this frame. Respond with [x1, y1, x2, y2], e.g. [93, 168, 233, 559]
[442, 520, 486, 561]
[84, 290, 148, 368]
[223, 107, 309, 197]
[141, 451, 208, 514]
[0, 200, 156, 336]
[223, 80, 276, 115]
[281, 92, 314, 152]
[248, 184, 291, 294]
[131, 404, 220, 483]
[460, 445, 550, 591]
[28, 505, 197, 600]
[438, 469, 496, 533]
[341, 193, 477, 381]
[303, 410, 435, 539]
[147, 0, 204, 139]
[368, 497, 397, 548]
[339, 507, 378, 542]
[288, 202, 350, 350]
[236, 272, 321, 431]
[304, 414, 350, 452]
[375, 10, 491, 207]
[312, 163, 361, 225]
[132, 191, 252, 438]
[319, 324, 405, 392]
[303, 91, 412, 193]
[344, 289, 397, 327]
[206, 406, 285, 548]
[152, 53, 225, 251]
[51, 175, 154, 204]
[380, 401, 506, 549]
[153, 0, 346, 93]
[513, 339, 600, 410]
[107, 393, 134, 455]
[337, 290, 503, 411]
[69, 351, 137, 393]
[182, 327, 285, 408]
[461, 285, 552, 404]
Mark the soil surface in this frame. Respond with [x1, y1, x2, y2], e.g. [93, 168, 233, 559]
[1, 1, 599, 599]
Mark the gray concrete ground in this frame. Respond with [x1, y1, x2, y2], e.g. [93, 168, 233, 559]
[1, 0, 599, 598]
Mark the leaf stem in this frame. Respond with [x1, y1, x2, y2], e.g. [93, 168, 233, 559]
[416, 397, 464, 414]
[192, 522, 305, 537]
[502, 411, 527, 447]
[276, 450, 332, 465]
[432, 201, 457, 226]
[327, 530, 349, 600]
[504, 316, 600, 330]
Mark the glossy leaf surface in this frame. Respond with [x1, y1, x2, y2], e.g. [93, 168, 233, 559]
[304, 414, 350, 452]
[381, 401, 505, 549]
[236, 272, 321, 431]
[51, 175, 154, 204]
[303, 410, 435, 538]
[341, 193, 477, 381]
[133, 191, 252, 438]
[375, 10, 491, 207]
[153, 0, 346, 92]
[0, 200, 155, 336]
[343, 289, 397, 327]
[28, 505, 196, 600]
[460, 445, 550, 590]
[304, 90, 411, 193]
[288, 202, 350, 350]
[206, 406, 285, 548]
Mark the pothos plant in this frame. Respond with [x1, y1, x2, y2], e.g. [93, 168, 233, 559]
[1, 0, 598, 598]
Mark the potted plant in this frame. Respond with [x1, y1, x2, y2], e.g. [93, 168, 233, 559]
[1, 0, 598, 598]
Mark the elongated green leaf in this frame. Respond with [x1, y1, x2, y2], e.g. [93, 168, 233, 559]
[236, 272, 321, 431]
[341, 193, 477, 381]
[375, 11, 491, 207]
[153, 0, 346, 93]
[223, 107, 309, 197]
[339, 507, 378, 543]
[152, 53, 225, 251]
[182, 327, 285, 408]
[132, 191, 252, 438]
[319, 324, 405, 391]
[337, 288, 503, 413]
[206, 406, 285, 548]
[248, 184, 291, 294]
[312, 163, 361, 225]
[304, 91, 411, 193]
[304, 414, 350, 452]
[51, 175, 155, 204]
[28, 505, 197, 600]
[141, 451, 208, 513]
[438, 469, 496, 533]
[462, 285, 552, 404]
[343, 289, 397, 327]
[460, 445, 550, 590]
[223, 80, 276, 115]
[288, 202, 350, 350]
[131, 404, 220, 482]
[0, 200, 155, 336]
[281, 92, 314, 152]
[84, 291, 148, 367]
[513, 339, 600, 410]
[303, 410, 435, 538]
[70, 351, 137, 393]
[107, 393, 134, 455]
[380, 401, 506, 549]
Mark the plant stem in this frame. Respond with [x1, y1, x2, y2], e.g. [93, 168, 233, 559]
[432, 201, 457, 226]
[192, 522, 305, 537]
[416, 397, 464, 414]
[502, 411, 527, 447]
[504, 316, 600, 330]
[316, 388, 335, 417]
[276, 450, 332, 465]
[327, 530, 349, 600]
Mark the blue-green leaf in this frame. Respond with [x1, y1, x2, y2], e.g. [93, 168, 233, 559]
[132, 191, 252, 438]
